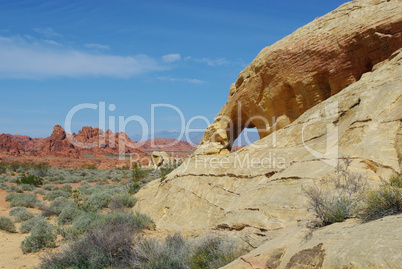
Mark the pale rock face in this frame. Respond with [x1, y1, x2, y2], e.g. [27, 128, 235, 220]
[150, 151, 172, 169]
[134, 0, 402, 266]
[223, 215, 402, 269]
[195, 0, 402, 155]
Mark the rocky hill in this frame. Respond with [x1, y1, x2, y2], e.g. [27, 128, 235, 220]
[135, 138, 196, 153]
[134, 0, 402, 267]
[0, 126, 196, 160]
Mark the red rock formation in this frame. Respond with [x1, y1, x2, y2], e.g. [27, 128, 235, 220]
[0, 134, 24, 156]
[73, 126, 146, 156]
[136, 138, 196, 153]
[40, 125, 82, 159]
[11, 135, 45, 150]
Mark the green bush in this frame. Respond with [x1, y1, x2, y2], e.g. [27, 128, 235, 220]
[20, 183, 35, 191]
[131, 163, 148, 181]
[44, 197, 77, 216]
[129, 182, 142, 195]
[71, 212, 99, 235]
[7, 184, 23, 193]
[20, 224, 57, 253]
[42, 184, 58, 191]
[33, 188, 47, 195]
[0, 216, 16, 233]
[57, 207, 84, 225]
[5, 192, 18, 202]
[90, 211, 155, 232]
[9, 193, 41, 208]
[40, 223, 133, 269]
[9, 162, 21, 172]
[132, 233, 189, 268]
[44, 190, 71, 201]
[9, 207, 34, 222]
[390, 174, 402, 188]
[19, 217, 52, 234]
[0, 182, 8, 190]
[16, 174, 43, 186]
[190, 235, 245, 269]
[60, 184, 72, 194]
[359, 180, 402, 221]
[303, 159, 366, 225]
[109, 193, 137, 210]
[81, 192, 112, 212]
[0, 165, 6, 175]
[32, 162, 50, 177]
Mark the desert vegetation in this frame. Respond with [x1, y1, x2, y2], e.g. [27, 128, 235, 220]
[0, 161, 246, 268]
[304, 158, 402, 226]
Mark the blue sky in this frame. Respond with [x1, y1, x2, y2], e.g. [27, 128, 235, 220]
[0, 0, 349, 140]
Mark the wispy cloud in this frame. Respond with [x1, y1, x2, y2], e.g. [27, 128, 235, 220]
[33, 27, 62, 37]
[84, 43, 110, 50]
[157, 76, 205, 84]
[0, 35, 167, 79]
[44, 39, 62, 46]
[161, 53, 181, 63]
[193, 57, 231, 66]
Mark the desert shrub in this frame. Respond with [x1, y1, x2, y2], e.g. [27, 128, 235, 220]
[190, 234, 245, 269]
[7, 184, 23, 193]
[0, 173, 10, 182]
[359, 177, 402, 221]
[42, 184, 58, 191]
[0, 165, 6, 175]
[81, 192, 112, 212]
[20, 183, 35, 191]
[9, 162, 21, 172]
[32, 162, 50, 177]
[43, 197, 77, 217]
[0, 182, 8, 190]
[303, 158, 366, 225]
[9, 193, 41, 208]
[7, 175, 18, 183]
[131, 164, 148, 181]
[20, 224, 57, 253]
[19, 216, 52, 234]
[9, 207, 34, 222]
[131, 233, 189, 269]
[5, 192, 18, 202]
[33, 188, 47, 195]
[40, 223, 133, 269]
[389, 174, 402, 188]
[71, 212, 99, 235]
[160, 166, 176, 181]
[60, 184, 72, 194]
[0, 216, 16, 233]
[57, 207, 84, 225]
[90, 211, 155, 232]
[44, 190, 71, 201]
[129, 182, 142, 195]
[81, 164, 98, 170]
[109, 193, 137, 210]
[16, 173, 43, 186]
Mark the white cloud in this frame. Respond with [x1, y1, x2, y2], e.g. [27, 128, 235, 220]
[157, 76, 205, 84]
[84, 43, 110, 50]
[161, 53, 181, 63]
[0, 35, 166, 79]
[194, 57, 231, 66]
[44, 40, 62, 46]
[33, 27, 62, 37]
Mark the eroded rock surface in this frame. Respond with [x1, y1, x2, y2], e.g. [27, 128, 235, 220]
[134, 0, 402, 253]
[196, 0, 402, 155]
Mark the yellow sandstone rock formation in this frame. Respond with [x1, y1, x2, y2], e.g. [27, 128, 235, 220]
[134, 0, 402, 267]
